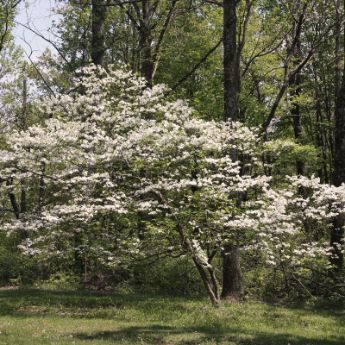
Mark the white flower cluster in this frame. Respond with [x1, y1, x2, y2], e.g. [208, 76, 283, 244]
[0, 65, 343, 273]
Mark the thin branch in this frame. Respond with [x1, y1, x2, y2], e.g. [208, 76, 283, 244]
[170, 38, 222, 92]
[20, 41, 56, 96]
[152, 0, 179, 80]
[14, 21, 72, 67]
[202, 0, 222, 7]
[261, 8, 339, 133]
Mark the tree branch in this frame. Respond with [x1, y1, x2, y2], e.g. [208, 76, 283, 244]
[170, 38, 222, 92]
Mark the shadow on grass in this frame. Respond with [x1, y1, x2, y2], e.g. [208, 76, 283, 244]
[72, 324, 345, 345]
[0, 288, 189, 318]
[282, 300, 345, 320]
[0, 288, 344, 345]
[74, 325, 177, 344]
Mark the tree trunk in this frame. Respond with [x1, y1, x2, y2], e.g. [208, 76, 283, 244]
[222, 0, 242, 301]
[91, 0, 107, 65]
[192, 257, 220, 307]
[290, 39, 304, 175]
[291, 74, 304, 175]
[335, 0, 341, 100]
[315, 96, 329, 183]
[330, 0, 345, 274]
[330, 214, 344, 272]
[139, 0, 154, 86]
[139, 28, 154, 87]
[74, 232, 85, 280]
[223, 0, 240, 121]
[332, 74, 345, 273]
[221, 245, 242, 300]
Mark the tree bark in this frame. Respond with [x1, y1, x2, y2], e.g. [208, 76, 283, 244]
[291, 80, 304, 175]
[335, 0, 341, 99]
[221, 245, 242, 300]
[139, 27, 154, 86]
[222, 0, 242, 301]
[192, 257, 220, 307]
[332, 72, 345, 273]
[223, 0, 240, 121]
[91, 0, 107, 65]
[315, 95, 329, 183]
[138, 0, 154, 86]
[330, 0, 345, 274]
[289, 33, 304, 175]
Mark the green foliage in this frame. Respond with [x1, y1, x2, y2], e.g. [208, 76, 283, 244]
[0, 243, 22, 284]
[37, 272, 82, 291]
[132, 257, 204, 296]
[264, 139, 320, 175]
[0, 235, 39, 286]
[156, 4, 223, 119]
[0, 0, 18, 51]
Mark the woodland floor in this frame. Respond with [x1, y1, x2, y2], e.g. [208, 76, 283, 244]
[0, 288, 344, 345]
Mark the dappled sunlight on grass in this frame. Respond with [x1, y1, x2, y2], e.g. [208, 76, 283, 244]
[0, 288, 344, 345]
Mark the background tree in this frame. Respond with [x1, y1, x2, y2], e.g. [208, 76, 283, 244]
[332, 0, 345, 274]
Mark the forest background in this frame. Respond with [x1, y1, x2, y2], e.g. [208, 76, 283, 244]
[0, 0, 345, 308]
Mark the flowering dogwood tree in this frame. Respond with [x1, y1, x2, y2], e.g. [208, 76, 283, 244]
[0, 65, 344, 305]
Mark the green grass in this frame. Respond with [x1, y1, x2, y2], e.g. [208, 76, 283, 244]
[0, 288, 344, 345]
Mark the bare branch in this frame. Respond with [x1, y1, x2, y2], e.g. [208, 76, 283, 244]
[170, 38, 222, 92]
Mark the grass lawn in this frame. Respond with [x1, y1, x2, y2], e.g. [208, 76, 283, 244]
[0, 288, 344, 345]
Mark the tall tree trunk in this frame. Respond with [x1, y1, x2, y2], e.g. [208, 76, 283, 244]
[290, 40, 305, 175]
[91, 0, 107, 65]
[223, 0, 240, 121]
[331, 0, 345, 273]
[222, 0, 242, 301]
[139, 0, 154, 86]
[335, 0, 341, 99]
[315, 96, 329, 183]
[139, 28, 154, 87]
[291, 74, 304, 174]
[332, 73, 345, 273]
